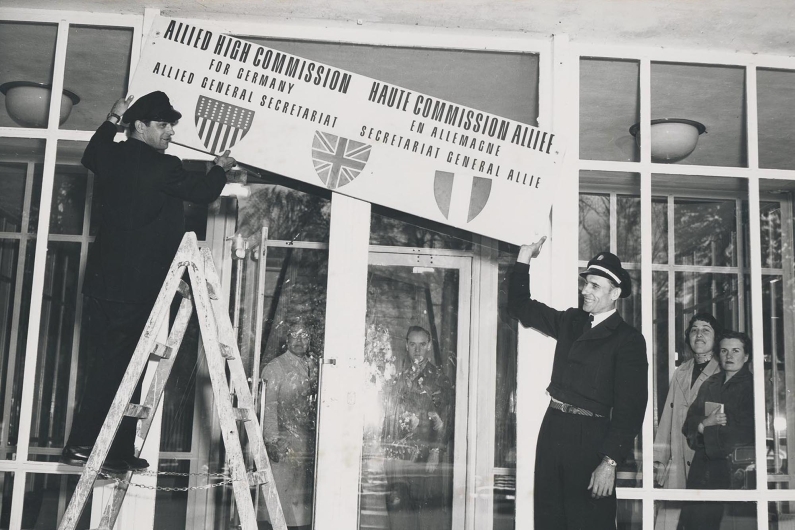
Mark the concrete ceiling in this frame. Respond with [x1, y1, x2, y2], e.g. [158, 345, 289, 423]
[8, 0, 795, 57]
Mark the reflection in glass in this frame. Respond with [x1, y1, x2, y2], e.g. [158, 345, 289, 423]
[0, 22, 58, 129]
[0, 472, 13, 527]
[370, 208, 472, 250]
[496, 259, 518, 469]
[235, 182, 330, 243]
[29, 242, 81, 455]
[23, 473, 92, 529]
[0, 163, 27, 232]
[618, 499, 642, 530]
[656, 501, 756, 530]
[62, 25, 133, 131]
[675, 198, 737, 267]
[769, 501, 795, 528]
[49, 166, 89, 235]
[360, 265, 458, 530]
[579, 193, 609, 261]
[651, 62, 747, 167]
[231, 245, 326, 529]
[154, 460, 190, 529]
[0, 139, 44, 461]
[617, 196, 641, 264]
[757, 190, 793, 488]
[579, 58, 640, 162]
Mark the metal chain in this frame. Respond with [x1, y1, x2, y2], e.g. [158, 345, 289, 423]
[98, 470, 236, 492]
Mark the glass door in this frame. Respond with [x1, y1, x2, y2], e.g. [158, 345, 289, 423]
[359, 250, 471, 530]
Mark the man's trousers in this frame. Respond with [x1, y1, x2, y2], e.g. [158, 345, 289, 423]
[534, 407, 616, 530]
[66, 296, 150, 458]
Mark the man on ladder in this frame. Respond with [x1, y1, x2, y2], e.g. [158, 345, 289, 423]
[60, 91, 236, 473]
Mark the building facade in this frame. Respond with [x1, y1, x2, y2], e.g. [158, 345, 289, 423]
[0, 5, 794, 529]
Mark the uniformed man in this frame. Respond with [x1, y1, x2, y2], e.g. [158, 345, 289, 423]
[508, 237, 648, 529]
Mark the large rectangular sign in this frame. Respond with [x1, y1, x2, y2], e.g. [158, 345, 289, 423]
[128, 17, 564, 244]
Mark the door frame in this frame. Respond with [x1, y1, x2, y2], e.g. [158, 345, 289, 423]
[366, 249, 473, 530]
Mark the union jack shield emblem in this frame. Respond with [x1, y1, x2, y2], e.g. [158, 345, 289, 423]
[194, 96, 254, 154]
[434, 171, 492, 223]
[311, 131, 372, 189]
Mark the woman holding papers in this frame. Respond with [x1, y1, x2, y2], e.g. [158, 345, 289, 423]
[678, 331, 755, 530]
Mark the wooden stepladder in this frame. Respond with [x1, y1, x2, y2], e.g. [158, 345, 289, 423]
[57, 232, 287, 530]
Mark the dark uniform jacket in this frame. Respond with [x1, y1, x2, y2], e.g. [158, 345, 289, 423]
[82, 121, 227, 303]
[507, 262, 648, 463]
[682, 364, 754, 489]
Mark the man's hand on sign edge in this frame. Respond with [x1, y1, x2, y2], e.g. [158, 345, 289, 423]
[214, 150, 236, 173]
[110, 95, 134, 126]
[587, 460, 616, 499]
[517, 236, 547, 264]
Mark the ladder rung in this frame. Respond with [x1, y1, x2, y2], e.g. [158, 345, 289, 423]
[233, 408, 252, 421]
[206, 280, 218, 300]
[219, 343, 235, 359]
[125, 404, 151, 419]
[247, 469, 270, 487]
[150, 342, 172, 360]
[177, 279, 192, 300]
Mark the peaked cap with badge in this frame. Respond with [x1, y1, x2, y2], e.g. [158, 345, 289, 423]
[579, 251, 632, 298]
[122, 91, 182, 126]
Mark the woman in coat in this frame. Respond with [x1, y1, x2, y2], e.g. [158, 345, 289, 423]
[653, 313, 722, 530]
[678, 331, 755, 530]
[259, 317, 319, 530]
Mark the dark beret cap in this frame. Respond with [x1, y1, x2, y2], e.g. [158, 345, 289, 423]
[579, 251, 632, 298]
[122, 91, 182, 125]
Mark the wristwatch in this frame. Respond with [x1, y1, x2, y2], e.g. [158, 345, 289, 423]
[106, 112, 122, 124]
[602, 455, 618, 467]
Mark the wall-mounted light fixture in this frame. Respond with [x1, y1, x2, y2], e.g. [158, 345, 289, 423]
[0, 81, 80, 128]
[629, 118, 707, 163]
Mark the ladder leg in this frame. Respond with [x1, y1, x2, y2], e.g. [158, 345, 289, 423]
[188, 259, 261, 530]
[200, 248, 288, 530]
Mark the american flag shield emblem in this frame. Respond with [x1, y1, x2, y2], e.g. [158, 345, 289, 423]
[194, 96, 254, 153]
[311, 131, 372, 189]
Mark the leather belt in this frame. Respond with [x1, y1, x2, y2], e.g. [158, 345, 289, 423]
[549, 398, 605, 418]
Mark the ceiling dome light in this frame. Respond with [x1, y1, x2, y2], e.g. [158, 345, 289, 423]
[0, 81, 80, 128]
[629, 118, 707, 163]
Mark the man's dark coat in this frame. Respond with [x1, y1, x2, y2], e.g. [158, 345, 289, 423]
[82, 120, 227, 303]
[507, 261, 648, 463]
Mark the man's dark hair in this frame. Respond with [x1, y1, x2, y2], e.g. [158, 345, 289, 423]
[718, 330, 753, 360]
[685, 312, 724, 354]
[405, 325, 431, 342]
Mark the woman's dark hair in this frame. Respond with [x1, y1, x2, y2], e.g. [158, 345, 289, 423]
[718, 330, 753, 360]
[685, 312, 724, 354]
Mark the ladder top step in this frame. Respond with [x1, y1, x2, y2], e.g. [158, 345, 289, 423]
[125, 404, 151, 419]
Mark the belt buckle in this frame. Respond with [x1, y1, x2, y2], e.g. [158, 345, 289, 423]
[560, 402, 572, 413]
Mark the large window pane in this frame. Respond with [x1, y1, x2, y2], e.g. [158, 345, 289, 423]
[0, 22, 58, 129]
[0, 138, 44, 461]
[759, 180, 795, 490]
[29, 242, 81, 457]
[579, 58, 640, 162]
[651, 63, 747, 167]
[359, 261, 461, 530]
[61, 25, 133, 131]
[758, 69, 795, 171]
